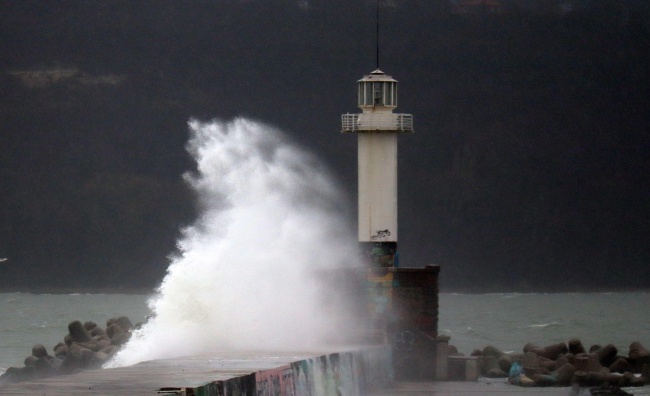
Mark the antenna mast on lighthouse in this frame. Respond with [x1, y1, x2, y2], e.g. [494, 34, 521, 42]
[375, 0, 380, 69]
[341, 4, 414, 267]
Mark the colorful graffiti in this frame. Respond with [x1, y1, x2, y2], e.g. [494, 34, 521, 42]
[366, 271, 394, 325]
[185, 346, 392, 396]
[255, 365, 294, 396]
[359, 242, 397, 267]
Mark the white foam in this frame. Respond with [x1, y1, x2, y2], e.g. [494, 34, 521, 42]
[107, 118, 361, 367]
[526, 322, 561, 328]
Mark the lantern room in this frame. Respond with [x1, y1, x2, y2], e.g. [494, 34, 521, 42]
[358, 69, 398, 109]
[343, 69, 412, 133]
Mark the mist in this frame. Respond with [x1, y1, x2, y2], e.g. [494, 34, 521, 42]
[108, 118, 362, 367]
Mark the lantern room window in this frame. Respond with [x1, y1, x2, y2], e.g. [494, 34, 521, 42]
[373, 84, 383, 105]
[358, 80, 397, 107]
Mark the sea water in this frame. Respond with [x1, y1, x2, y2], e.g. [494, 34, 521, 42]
[0, 292, 150, 375]
[438, 292, 650, 355]
[2, 292, 649, 375]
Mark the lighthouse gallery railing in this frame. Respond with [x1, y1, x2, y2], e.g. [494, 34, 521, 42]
[341, 113, 413, 133]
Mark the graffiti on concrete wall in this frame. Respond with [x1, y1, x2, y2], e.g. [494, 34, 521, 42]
[292, 354, 340, 395]
[188, 347, 392, 396]
[220, 373, 256, 396]
[370, 242, 396, 267]
[392, 330, 416, 351]
[255, 365, 294, 396]
[370, 229, 391, 240]
[366, 271, 394, 327]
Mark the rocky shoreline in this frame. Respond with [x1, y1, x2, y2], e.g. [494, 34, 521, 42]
[0, 317, 137, 385]
[457, 339, 650, 389]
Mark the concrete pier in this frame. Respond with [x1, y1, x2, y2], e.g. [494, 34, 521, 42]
[0, 346, 392, 395]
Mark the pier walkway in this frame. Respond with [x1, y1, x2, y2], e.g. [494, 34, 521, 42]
[0, 347, 392, 395]
[0, 352, 313, 395]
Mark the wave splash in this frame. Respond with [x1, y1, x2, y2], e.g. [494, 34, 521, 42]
[526, 322, 562, 329]
[108, 118, 360, 367]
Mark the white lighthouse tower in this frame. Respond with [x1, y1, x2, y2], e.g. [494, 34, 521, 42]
[342, 69, 413, 267]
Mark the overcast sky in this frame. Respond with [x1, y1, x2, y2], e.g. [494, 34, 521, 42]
[1, 0, 649, 292]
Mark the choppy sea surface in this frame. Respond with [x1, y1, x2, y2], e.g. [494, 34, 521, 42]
[1, 292, 649, 375]
[438, 292, 650, 355]
[0, 293, 151, 374]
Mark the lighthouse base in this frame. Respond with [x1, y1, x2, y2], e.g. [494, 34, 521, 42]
[360, 241, 398, 267]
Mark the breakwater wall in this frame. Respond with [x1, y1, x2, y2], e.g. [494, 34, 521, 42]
[0, 346, 393, 395]
[164, 346, 393, 396]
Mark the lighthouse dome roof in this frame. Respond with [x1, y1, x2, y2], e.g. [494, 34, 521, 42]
[357, 69, 398, 83]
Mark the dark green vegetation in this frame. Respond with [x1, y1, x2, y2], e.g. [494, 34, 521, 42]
[0, 1, 648, 291]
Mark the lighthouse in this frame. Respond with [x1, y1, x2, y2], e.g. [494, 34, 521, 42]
[342, 69, 413, 267]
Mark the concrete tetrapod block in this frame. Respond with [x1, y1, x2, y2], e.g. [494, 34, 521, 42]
[593, 344, 618, 367]
[553, 362, 575, 386]
[574, 353, 602, 373]
[568, 338, 586, 355]
[529, 343, 568, 361]
[522, 351, 540, 377]
[629, 342, 650, 372]
[609, 357, 634, 373]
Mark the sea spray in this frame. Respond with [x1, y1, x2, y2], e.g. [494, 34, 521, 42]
[107, 118, 361, 367]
